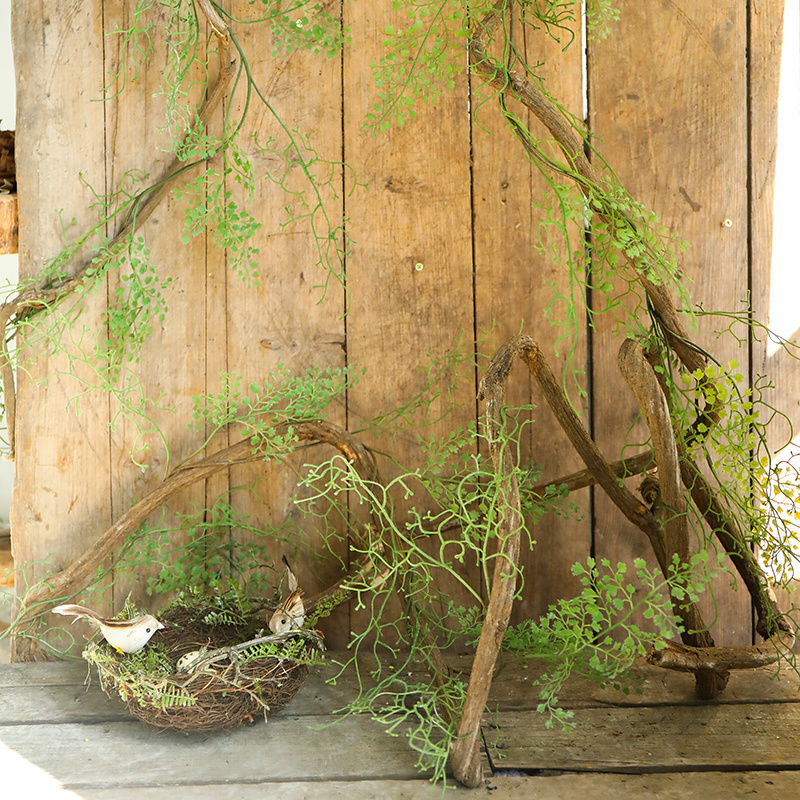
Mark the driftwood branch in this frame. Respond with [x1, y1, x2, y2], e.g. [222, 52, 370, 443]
[647, 636, 795, 673]
[496, 336, 669, 566]
[678, 452, 791, 640]
[618, 338, 728, 699]
[643, 341, 790, 641]
[0, 45, 238, 459]
[469, 9, 706, 378]
[10, 420, 377, 661]
[449, 339, 526, 788]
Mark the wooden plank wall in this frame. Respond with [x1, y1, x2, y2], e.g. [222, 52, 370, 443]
[9, 0, 787, 656]
[589, 1, 752, 644]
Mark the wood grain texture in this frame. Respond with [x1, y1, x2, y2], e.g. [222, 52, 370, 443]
[485, 702, 800, 773]
[0, 195, 17, 254]
[588, 0, 751, 645]
[74, 774, 800, 800]
[342, 0, 476, 644]
[101, 2, 213, 612]
[10, 0, 112, 660]
[749, 0, 799, 597]
[7, 0, 790, 665]
[471, 4, 591, 626]
[2, 658, 799, 793]
[224, 4, 349, 647]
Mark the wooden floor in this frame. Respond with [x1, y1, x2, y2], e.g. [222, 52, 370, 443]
[2, 654, 800, 798]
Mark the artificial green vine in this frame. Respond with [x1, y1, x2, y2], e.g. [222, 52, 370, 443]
[5, 0, 800, 789]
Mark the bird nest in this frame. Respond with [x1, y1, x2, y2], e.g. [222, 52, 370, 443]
[83, 596, 322, 733]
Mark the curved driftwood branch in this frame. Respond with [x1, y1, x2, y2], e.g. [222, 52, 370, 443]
[10, 420, 377, 661]
[493, 336, 670, 566]
[0, 45, 239, 459]
[469, 9, 706, 378]
[450, 339, 525, 788]
[618, 338, 727, 699]
[647, 635, 795, 673]
[678, 452, 791, 640]
[619, 339, 689, 559]
[643, 342, 790, 641]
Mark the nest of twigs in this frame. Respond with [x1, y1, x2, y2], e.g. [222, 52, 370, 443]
[84, 598, 322, 733]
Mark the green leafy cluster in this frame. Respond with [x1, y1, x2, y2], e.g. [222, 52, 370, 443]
[501, 554, 714, 727]
[100, 0, 158, 101]
[175, 164, 262, 285]
[103, 234, 174, 369]
[263, 0, 349, 58]
[117, 498, 296, 597]
[293, 398, 579, 779]
[368, 0, 470, 131]
[187, 364, 357, 457]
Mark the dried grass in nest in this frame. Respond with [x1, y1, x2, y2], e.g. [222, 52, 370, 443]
[85, 604, 318, 733]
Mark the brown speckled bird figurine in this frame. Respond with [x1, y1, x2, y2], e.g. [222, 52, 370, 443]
[52, 604, 164, 654]
[268, 556, 305, 634]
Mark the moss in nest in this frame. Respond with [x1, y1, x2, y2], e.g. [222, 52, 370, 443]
[83, 593, 322, 732]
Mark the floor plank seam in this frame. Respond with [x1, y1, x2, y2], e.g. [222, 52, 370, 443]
[60, 775, 443, 791]
[0, 715, 138, 727]
[487, 697, 800, 713]
[504, 765, 800, 777]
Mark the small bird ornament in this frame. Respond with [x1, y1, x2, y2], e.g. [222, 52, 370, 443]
[52, 604, 164, 654]
[268, 556, 306, 634]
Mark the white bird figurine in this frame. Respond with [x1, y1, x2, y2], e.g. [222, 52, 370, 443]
[268, 556, 306, 634]
[52, 604, 164, 654]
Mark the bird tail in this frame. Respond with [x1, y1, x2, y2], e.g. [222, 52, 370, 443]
[52, 604, 102, 626]
[282, 555, 300, 594]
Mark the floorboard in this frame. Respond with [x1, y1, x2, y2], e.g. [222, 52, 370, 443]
[1, 655, 799, 797]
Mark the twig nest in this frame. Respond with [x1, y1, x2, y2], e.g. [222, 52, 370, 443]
[84, 598, 322, 733]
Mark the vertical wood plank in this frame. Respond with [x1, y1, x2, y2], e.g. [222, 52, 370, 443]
[10, 0, 111, 658]
[101, 3, 213, 610]
[224, 7, 349, 646]
[343, 0, 476, 645]
[472, 6, 591, 624]
[588, 0, 751, 645]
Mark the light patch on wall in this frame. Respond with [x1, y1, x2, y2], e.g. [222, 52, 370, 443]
[767, 0, 800, 358]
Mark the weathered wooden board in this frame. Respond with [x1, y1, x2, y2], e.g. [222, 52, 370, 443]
[0, 195, 17, 254]
[101, 3, 215, 612]
[342, 0, 477, 642]
[471, 3, 592, 624]
[8, 0, 794, 664]
[485, 702, 800, 773]
[588, 0, 751, 645]
[74, 773, 800, 800]
[0, 715, 426, 786]
[10, 0, 113, 659]
[3, 659, 800, 796]
[4, 656, 797, 722]
[750, 0, 800, 620]
[224, 4, 350, 648]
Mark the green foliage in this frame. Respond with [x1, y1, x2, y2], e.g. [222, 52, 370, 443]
[367, 0, 469, 131]
[175, 163, 262, 285]
[294, 393, 579, 779]
[154, 0, 206, 148]
[501, 553, 716, 728]
[187, 364, 358, 459]
[12, 0, 800, 786]
[104, 234, 174, 367]
[117, 498, 298, 597]
[585, 0, 621, 39]
[262, 1, 349, 58]
[100, 0, 158, 101]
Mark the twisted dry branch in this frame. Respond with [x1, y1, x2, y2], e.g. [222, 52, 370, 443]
[9, 419, 379, 661]
[450, 337, 526, 788]
[0, 43, 238, 459]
